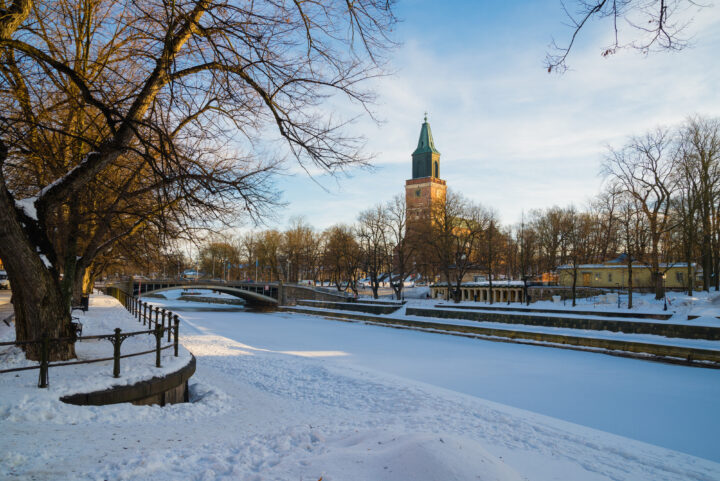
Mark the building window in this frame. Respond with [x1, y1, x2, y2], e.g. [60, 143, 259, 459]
[676, 272, 684, 283]
[594, 273, 601, 281]
[608, 273, 613, 282]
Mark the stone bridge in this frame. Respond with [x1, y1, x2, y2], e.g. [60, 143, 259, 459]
[105, 279, 353, 307]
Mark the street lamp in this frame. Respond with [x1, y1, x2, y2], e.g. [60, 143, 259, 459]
[662, 273, 668, 311]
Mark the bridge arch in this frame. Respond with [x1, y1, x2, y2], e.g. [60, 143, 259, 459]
[141, 284, 278, 306]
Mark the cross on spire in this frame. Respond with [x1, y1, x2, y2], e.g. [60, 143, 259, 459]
[424, 112, 428, 122]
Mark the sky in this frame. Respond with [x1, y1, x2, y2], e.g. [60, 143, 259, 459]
[257, 0, 720, 231]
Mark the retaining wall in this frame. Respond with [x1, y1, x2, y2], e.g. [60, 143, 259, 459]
[281, 307, 720, 366]
[433, 304, 672, 320]
[296, 300, 402, 315]
[409, 307, 720, 340]
[282, 285, 354, 305]
[61, 355, 196, 406]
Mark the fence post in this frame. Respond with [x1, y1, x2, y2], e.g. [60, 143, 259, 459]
[38, 332, 49, 388]
[161, 309, 167, 333]
[143, 302, 148, 326]
[154, 323, 163, 368]
[154, 306, 159, 328]
[167, 312, 173, 342]
[173, 315, 179, 357]
[112, 328, 122, 378]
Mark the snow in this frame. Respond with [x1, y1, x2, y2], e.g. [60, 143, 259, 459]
[2, 291, 720, 480]
[433, 290, 720, 326]
[14, 197, 38, 221]
[36, 153, 97, 198]
[0, 295, 193, 422]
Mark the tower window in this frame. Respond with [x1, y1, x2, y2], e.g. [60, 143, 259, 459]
[433, 162, 438, 178]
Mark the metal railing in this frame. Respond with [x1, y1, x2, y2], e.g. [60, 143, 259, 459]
[0, 287, 180, 388]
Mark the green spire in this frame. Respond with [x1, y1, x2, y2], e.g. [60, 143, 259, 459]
[412, 114, 440, 156]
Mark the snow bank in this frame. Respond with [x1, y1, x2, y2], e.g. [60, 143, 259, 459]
[0, 295, 203, 426]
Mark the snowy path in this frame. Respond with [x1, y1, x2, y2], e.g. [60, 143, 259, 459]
[3, 295, 720, 480]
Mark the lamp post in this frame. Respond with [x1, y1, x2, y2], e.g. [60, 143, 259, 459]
[662, 273, 668, 311]
[616, 283, 621, 308]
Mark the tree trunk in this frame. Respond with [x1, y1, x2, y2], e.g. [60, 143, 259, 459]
[370, 274, 379, 299]
[650, 225, 664, 300]
[627, 263, 633, 309]
[488, 274, 493, 305]
[71, 265, 94, 305]
[0, 147, 75, 360]
[571, 265, 577, 307]
[453, 277, 462, 303]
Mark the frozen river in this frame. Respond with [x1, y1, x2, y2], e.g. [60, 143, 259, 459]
[151, 296, 720, 462]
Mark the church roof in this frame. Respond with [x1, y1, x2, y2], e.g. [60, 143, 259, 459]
[412, 115, 440, 156]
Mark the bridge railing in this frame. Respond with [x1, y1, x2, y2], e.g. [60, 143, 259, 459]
[0, 288, 181, 388]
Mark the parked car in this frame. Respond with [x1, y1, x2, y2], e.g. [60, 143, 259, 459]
[0, 270, 9, 289]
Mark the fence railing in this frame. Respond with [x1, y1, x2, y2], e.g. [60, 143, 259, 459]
[0, 288, 180, 388]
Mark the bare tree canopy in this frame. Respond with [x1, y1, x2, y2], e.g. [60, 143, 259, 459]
[546, 0, 709, 72]
[0, 0, 398, 360]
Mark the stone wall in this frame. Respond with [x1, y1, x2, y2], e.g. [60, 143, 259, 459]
[282, 285, 354, 305]
[281, 307, 720, 365]
[61, 355, 196, 406]
[407, 307, 720, 340]
[296, 300, 402, 315]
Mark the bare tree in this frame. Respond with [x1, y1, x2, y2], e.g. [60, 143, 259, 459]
[424, 191, 490, 303]
[386, 194, 414, 300]
[563, 207, 595, 306]
[323, 224, 362, 295]
[546, 0, 708, 72]
[0, 0, 397, 360]
[604, 128, 678, 299]
[678, 116, 720, 291]
[357, 204, 390, 299]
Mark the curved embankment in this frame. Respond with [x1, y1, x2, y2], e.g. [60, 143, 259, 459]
[61, 355, 196, 406]
[281, 307, 720, 368]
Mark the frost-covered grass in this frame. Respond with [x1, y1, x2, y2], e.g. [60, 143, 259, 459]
[2, 292, 719, 480]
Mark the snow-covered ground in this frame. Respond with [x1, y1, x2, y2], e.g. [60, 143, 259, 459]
[432, 290, 720, 324]
[0, 295, 191, 395]
[2, 291, 719, 480]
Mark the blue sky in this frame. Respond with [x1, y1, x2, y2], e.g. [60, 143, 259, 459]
[261, 0, 720, 231]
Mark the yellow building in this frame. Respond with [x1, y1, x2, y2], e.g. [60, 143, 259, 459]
[557, 256, 697, 289]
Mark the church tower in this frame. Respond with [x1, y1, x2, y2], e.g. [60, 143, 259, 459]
[405, 115, 447, 221]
